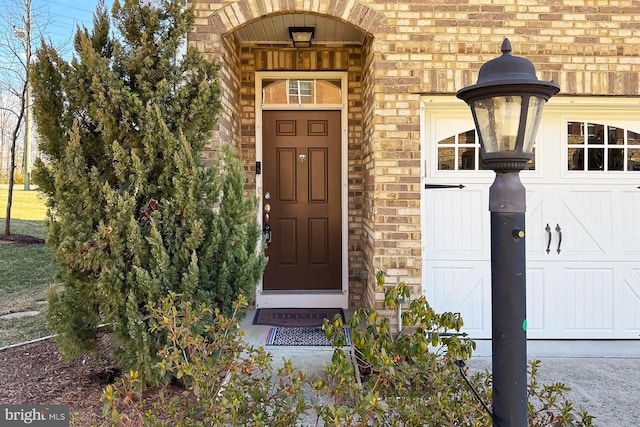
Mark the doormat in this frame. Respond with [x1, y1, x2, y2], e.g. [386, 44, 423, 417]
[252, 308, 345, 327]
[266, 327, 351, 346]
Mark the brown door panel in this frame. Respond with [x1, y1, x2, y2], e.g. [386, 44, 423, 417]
[263, 111, 341, 291]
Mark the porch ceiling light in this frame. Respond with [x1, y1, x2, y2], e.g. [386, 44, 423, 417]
[288, 27, 315, 47]
[456, 38, 559, 172]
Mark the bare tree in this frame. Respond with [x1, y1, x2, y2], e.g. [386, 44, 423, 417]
[0, 0, 41, 235]
[0, 93, 19, 176]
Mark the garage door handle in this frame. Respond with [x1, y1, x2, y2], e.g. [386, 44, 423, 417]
[545, 223, 552, 254]
[555, 224, 562, 254]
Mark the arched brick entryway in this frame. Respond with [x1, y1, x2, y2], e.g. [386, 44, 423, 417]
[189, 1, 386, 308]
[207, 0, 385, 37]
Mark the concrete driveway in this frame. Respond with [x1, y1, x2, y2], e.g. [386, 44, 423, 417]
[470, 340, 640, 427]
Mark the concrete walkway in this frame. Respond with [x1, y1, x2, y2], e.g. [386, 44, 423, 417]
[240, 311, 640, 427]
[240, 310, 337, 379]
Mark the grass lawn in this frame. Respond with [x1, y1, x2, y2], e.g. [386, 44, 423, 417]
[0, 187, 48, 221]
[0, 189, 57, 347]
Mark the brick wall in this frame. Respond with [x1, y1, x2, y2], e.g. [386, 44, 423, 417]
[360, 36, 377, 308]
[190, 6, 243, 166]
[190, 0, 640, 310]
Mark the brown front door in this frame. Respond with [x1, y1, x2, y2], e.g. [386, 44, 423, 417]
[262, 110, 341, 291]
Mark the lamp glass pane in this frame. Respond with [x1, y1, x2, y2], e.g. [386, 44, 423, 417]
[522, 96, 546, 153]
[292, 32, 313, 42]
[473, 96, 522, 153]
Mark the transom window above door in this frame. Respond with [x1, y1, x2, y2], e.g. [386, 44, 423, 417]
[567, 122, 640, 171]
[262, 79, 342, 105]
[436, 129, 537, 171]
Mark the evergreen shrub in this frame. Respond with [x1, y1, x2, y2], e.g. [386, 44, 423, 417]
[30, 0, 265, 385]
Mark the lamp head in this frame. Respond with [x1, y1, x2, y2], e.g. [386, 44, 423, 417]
[289, 27, 315, 48]
[457, 39, 559, 171]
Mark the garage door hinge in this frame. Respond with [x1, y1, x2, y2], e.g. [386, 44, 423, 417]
[424, 184, 466, 189]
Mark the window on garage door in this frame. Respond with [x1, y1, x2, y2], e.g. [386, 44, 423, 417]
[436, 129, 537, 171]
[567, 122, 640, 171]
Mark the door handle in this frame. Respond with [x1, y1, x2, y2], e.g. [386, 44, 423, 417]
[264, 224, 272, 244]
[555, 224, 562, 254]
[263, 202, 272, 243]
[545, 223, 552, 254]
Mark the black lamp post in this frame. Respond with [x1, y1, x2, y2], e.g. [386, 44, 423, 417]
[456, 38, 559, 427]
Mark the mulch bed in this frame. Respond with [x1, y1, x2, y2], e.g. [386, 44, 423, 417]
[0, 334, 184, 426]
[0, 334, 118, 426]
[0, 233, 45, 245]
[0, 234, 190, 425]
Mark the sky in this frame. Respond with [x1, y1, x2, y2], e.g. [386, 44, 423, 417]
[33, 0, 110, 45]
[1, 0, 115, 59]
[0, 1, 115, 172]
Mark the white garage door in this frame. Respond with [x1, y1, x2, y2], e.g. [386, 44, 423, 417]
[421, 97, 640, 339]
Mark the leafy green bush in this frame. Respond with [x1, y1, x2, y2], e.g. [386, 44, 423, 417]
[102, 293, 307, 426]
[315, 282, 488, 426]
[315, 282, 593, 426]
[102, 284, 593, 426]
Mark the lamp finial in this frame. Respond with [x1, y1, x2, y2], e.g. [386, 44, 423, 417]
[501, 38, 512, 55]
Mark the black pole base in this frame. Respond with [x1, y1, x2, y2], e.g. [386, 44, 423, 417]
[491, 211, 527, 427]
